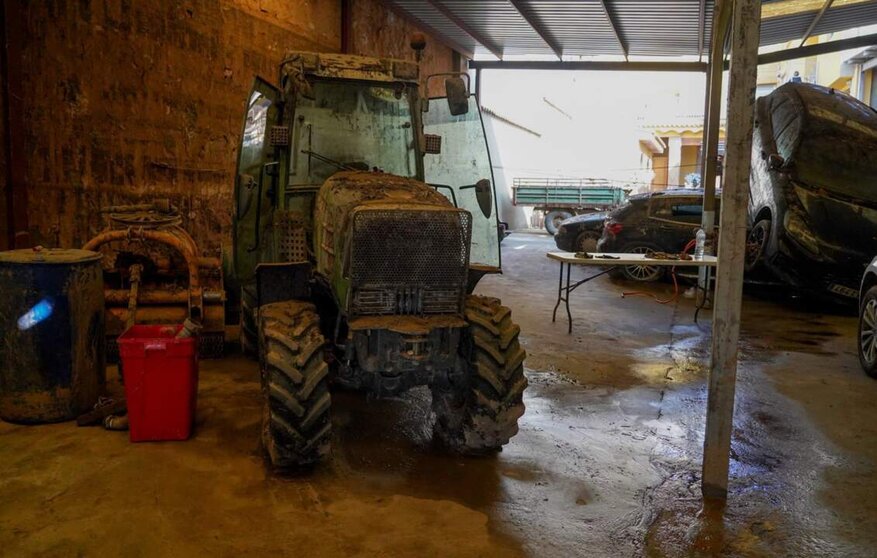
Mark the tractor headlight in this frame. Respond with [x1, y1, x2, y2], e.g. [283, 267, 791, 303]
[783, 211, 820, 255]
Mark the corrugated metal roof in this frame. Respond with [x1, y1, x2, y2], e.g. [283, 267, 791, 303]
[385, 0, 877, 59]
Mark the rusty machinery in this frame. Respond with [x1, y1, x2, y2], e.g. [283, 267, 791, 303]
[83, 200, 225, 358]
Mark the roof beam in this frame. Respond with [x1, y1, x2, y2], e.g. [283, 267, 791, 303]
[468, 60, 707, 72]
[508, 0, 563, 60]
[799, 0, 834, 48]
[425, 0, 504, 60]
[598, 0, 628, 61]
[756, 31, 877, 65]
[382, 1, 475, 59]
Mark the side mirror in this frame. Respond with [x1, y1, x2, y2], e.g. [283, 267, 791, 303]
[474, 178, 492, 218]
[445, 77, 469, 116]
[461, 179, 493, 218]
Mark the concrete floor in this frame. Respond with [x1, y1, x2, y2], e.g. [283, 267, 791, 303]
[2, 232, 876, 557]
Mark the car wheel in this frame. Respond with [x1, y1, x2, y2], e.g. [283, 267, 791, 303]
[859, 286, 877, 378]
[745, 219, 770, 272]
[575, 231, 600, 253]
[545, 210, 573, 235]
[620, 243, 663, 282]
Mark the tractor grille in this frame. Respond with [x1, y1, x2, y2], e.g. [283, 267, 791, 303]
[350, 209, 471, 316]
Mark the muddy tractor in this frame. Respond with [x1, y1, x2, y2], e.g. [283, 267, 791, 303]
[229, 50, 527, 467]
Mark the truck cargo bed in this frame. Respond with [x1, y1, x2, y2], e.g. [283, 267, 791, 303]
[512, 178, 627, 209]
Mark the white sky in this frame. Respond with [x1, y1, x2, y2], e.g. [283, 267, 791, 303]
[480, 70, 710, 189]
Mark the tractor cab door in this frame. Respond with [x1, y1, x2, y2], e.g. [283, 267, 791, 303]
[233, 78, 282, 283]
[423, 95, 501, 271]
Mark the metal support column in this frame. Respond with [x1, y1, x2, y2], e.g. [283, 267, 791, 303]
[702, 0, 762, 500]
[698, 0, 732, 301]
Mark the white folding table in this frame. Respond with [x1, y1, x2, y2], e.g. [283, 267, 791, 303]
[546, 251, 719, 333]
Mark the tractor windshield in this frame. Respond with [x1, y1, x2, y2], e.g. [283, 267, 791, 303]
[289, 80, 418, 186]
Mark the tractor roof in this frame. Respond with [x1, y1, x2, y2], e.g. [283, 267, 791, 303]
[280, 52, 419, 84]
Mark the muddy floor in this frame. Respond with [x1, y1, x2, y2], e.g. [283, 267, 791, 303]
[2, 232, 875, 557]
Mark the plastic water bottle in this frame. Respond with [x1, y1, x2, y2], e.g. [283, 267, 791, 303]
[694, 228, 706, 261]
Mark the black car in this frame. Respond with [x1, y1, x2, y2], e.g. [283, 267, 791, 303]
[554, 211, 608, 252]
[596, 189, 719, 281]
[746, 83, 877, 300]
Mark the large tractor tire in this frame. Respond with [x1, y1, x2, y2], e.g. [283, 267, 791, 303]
[240, 285, 259, 358]
[432, 295, 527, 454]
[258, 301, 332, 468]
[545, 210, 573, 235]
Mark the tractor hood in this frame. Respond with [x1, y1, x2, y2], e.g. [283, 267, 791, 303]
[313, 172, 471, 313]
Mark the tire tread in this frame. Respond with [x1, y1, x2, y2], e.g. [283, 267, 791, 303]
[259, 301, 331, 468]
[432, 295, 527, 453]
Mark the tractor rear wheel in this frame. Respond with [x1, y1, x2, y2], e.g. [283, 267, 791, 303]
[431, 295, 527, 454]
[258, 301, 332, 468]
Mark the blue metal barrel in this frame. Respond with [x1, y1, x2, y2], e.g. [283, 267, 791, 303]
[0, 248, 106, 423]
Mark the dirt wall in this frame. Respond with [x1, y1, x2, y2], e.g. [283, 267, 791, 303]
[12, 0, 340, 255]
[0, 52, 6, 251]
[349, 0, 459, 97]
[7, 0, 458, 256]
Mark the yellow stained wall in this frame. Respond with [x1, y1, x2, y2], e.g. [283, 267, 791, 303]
[5, 0, 457, 252]
[680, 145, 699, 185]
[652, 153, 669, 191]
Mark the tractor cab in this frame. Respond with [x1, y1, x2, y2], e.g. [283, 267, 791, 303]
[232, 52, 500, 289]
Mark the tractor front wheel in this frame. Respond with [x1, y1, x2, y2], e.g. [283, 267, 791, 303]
[258, 301, 332, 468]
[431, 295, 527, 454]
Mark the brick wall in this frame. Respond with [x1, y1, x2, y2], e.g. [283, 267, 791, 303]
[349, 0, 459, 97]
[5, 0, 458, 255]
[0, 45, 7, 251]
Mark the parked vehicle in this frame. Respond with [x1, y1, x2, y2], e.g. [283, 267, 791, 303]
[746, 83, 877, 300]
[597, 189, 718, 282]
[512, 177, 628, 234]
[859, 256, 877, 378]
[554, 211, 608, 252]
[231, 52, 526, 467]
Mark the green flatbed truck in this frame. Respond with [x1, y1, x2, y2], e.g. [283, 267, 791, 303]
[511, 178, 628, 234]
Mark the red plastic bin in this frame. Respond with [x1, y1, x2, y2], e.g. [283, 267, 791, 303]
[118, 324, 199, 442]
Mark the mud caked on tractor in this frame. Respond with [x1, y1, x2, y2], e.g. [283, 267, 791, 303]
[229, 42, 527, 467]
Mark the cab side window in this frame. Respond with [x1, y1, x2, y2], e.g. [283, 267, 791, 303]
[669, 202, 703, 224]
[649, 197, 704, 224]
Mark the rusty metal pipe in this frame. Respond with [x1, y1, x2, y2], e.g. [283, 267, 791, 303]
[83, 229, 200, 289]
[107, 305, 224, 330]
[83, 228, 203, 319]
[104, 289, 223, 305]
